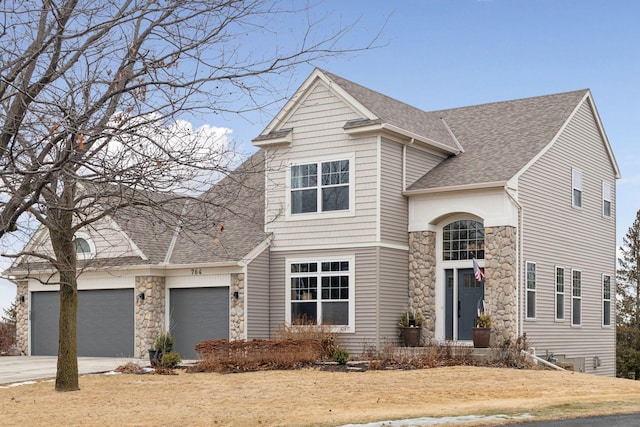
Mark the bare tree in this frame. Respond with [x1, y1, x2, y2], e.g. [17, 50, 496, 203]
[0, 0, 377, 391]
[617, 209, 640, 377]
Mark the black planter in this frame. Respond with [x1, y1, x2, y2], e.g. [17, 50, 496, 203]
[149, 349, 162, 366]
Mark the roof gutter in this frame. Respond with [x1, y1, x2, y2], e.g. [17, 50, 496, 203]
[403, 181, 508, 196]
[5, 261, 244, 279]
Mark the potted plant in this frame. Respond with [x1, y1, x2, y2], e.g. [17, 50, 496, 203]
[472, 312, 493, 348]
[149, 331, 175, 367]
[399, 308, 424, 347]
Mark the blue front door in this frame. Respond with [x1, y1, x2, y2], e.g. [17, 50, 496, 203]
[445, 268, 484, 340]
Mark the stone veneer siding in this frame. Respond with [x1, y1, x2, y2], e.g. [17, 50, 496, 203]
[408, 231, 436, 344]
[15, 281, 28, 354]
[484, 226, 518, 345]
[230, 273, 245, 340]
[135, 276, 165, 358]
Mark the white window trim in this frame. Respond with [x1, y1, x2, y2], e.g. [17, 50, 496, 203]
[285, 154, 356, 221]
[572, 168, 583, 209]
[602, 274, 612, 328]
[602, 181, 612, 218]
[285, 255, 355, 333]
[555, 266, 565, 322]
[525, 261, 536, 320]
[571, 269, 582, 327]
[73, 231, 96, 260]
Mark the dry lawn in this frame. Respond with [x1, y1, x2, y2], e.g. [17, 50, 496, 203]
[2, 366, 640, 426]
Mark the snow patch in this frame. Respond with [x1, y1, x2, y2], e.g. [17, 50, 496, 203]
[338, 413, 534, 427]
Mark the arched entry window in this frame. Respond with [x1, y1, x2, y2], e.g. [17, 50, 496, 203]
[443, 220, 484, 260]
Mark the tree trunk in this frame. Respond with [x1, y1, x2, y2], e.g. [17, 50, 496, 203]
[55, 269, 79, 391]
[49, 206, 80, 391]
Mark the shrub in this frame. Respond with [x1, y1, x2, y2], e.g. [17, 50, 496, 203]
[154, 332, 174, 354]
[332, 347, 349, 365]
[274, 320, 338, 360]
[188, 338, 324, 373]
[0, 321, 16, 353]
[161, 351, 182, 368]
[490, 335, 533, 369]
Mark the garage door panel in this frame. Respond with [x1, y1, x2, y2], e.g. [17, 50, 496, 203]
[170, 287, 229, 359]
[31, 289, 134, 357]
[31, 292, 59, 356]
[78, 289, 134, 357]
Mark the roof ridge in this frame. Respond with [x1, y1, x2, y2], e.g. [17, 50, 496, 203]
[427, 89, 590, 116]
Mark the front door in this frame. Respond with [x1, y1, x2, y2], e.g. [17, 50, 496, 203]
[445, 268, 484, 340]
[457, 269, 483, 340]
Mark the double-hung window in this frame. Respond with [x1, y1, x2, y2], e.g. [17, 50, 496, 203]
[288, 258, 353, 330]
[555, 266, 565, 321]
[603, 274, 611, 326]
[291, 159, 350, 214]
[572, 169, 583, 208]
[526, 262, 536, 319]
[572, 270, 582, 326]
[602, 182, 612, 218]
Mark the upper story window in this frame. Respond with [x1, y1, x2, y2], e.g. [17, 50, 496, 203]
[72, 235, 95, 260]
[602, 182, 612, 217]
[572, 169, 583, 208]
[443, 220, 484, 261]
[291, 160, 350, 214]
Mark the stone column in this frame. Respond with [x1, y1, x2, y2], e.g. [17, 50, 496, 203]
[15, 281, 28, 354]
[135, 276, 165, 358]
[230, 273, 245, 340]
[408, 231, 436, 343]
[484, 226, 517, 345]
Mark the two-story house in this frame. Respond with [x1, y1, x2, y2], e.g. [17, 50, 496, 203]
[8, 69, 619, 375]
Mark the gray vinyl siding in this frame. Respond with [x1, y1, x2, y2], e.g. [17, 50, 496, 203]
[405, 145, 444, 188]
[380, 139, 408, 246]
[246, 248, 270, 339]
[378, 246, 410, 347]
[264, 81, 379, 248]
[269, 247, 383, 354]
[518, 100, 616, 376]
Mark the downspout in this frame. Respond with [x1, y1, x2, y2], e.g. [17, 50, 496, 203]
[522, 350, 566, 371]
[505, 186, 524, 338]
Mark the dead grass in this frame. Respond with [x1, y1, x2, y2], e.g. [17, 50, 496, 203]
[2, 366, 640, 426]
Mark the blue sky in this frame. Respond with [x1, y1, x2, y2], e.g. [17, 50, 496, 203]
[1, 0, 638, 312]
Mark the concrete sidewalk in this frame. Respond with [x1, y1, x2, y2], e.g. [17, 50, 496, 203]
[0, 356, 145, 385]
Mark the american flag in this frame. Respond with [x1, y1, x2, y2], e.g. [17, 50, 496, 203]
[473, 258, 485, 282]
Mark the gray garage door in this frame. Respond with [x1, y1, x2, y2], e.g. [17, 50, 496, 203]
[31, 289, 134, 357]
[169, 287, 229, 359]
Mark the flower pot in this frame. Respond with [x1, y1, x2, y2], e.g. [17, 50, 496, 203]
[472, 327, 491, 348]
[148, 349, 162, 366]
[401, 326, 421, 347]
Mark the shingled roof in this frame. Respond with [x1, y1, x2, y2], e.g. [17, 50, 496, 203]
[408, 89, 589, 190]
[166, 150, 268, 264]
[321, 70, 461, 152]
[318, 69, 590, 191]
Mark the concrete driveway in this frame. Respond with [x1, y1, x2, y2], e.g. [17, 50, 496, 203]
[0, 356, 145, 385]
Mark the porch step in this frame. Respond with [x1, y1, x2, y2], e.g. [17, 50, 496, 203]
[390, 346, 492, 361]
